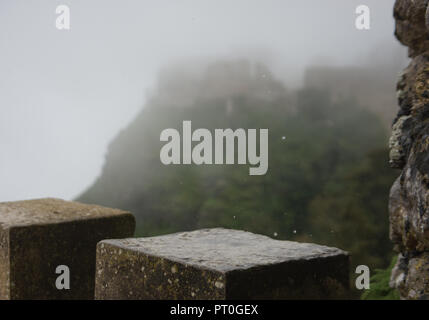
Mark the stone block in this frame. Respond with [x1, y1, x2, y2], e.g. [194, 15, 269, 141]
[0, 198, 135, 299]
[95, 228, 349, 299]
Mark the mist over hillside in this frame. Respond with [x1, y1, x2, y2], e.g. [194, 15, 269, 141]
[78, 56, 400, 272]
[0, 0, 403, 203]
[304, 42, 408, 127]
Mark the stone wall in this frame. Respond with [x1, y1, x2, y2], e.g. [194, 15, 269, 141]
[389, 0, 429, 300]
[0, 199, 349, 299]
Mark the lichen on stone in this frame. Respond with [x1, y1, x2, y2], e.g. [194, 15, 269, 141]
[389, 0, 429, 299]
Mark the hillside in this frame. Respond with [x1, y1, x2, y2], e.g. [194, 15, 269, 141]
[78, 59, 398, 272]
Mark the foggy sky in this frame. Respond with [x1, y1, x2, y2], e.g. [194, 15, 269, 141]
[0, 0, 403, 202]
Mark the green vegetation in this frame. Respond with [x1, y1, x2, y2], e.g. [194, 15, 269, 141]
[305, 149, 398, 269]
[361, 256, 400, 300]
[78, 62, 399, 295]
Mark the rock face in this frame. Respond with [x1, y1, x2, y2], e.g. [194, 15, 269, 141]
[95, 228, 349, 299]
[0, 198, 135, 299]
[389, 0, 429, 300]
[394, 0, 429, 57]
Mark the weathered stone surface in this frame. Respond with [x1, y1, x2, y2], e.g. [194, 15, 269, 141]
[403, 252, 429, 299]
[390, 252, 429, 299]
[389, 0, 429, 299]
[95, 228, 349, 300]
[0, 198, 135, 299]
[394, 0, 429, 57]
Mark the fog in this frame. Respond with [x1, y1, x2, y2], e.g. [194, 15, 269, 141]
[0, 0, 403, 202]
